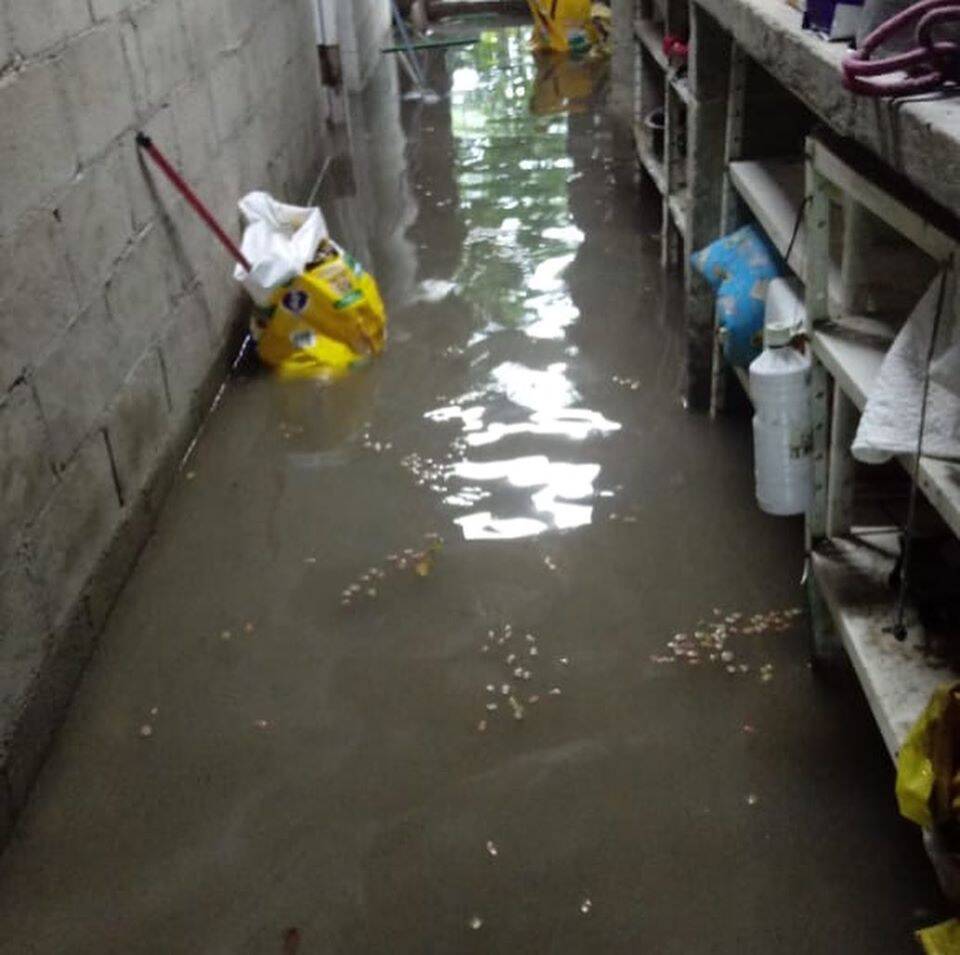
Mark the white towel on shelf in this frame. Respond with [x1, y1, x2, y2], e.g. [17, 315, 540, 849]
[852, 268, 960, 464]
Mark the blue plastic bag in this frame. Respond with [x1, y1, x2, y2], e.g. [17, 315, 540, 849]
[692, 225, 784, 368]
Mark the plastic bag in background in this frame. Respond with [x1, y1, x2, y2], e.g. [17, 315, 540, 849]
[527, 0, 597, 54]
[235, 191, 329, 306]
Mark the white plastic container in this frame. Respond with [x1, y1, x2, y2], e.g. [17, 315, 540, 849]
[750, 278, 812, 516]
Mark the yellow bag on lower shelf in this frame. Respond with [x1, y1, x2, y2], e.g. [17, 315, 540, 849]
[917, 919, 960, 954]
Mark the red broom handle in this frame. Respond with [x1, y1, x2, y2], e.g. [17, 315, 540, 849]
[136, 132, 252, 272]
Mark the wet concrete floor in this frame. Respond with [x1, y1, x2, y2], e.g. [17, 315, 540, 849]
[0, 23, 945, 954]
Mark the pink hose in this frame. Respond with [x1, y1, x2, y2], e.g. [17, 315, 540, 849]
[842, 0, 960, 96]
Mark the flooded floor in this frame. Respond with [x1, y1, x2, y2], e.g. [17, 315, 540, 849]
[0, 24, 944, 954]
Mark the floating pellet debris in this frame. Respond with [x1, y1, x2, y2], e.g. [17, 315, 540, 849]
[506, 653, 517, 665]
[513, 667, 524, 678]
[486, 840, 499, 857]
[185, 470, 196, 481]
[528, 694, 540, 704]
[486, 684, 496, 693]
[525, 633, 536, 643]
[477, 720, 487, 733]
[529, 647, 538, 657]
[544, 556, 558, 571]
[612, 374, 641, 390]
[549, 687, 562, 696]
[220, 629, 232, 641]
[468, 915, 483, 931]
[558, 657, 570, 666]
[500, 683, 511, 696]
[651, 607, 802, 682]
[149, 707, 159, 717]
[254, 719, 271, 730]
[340, 534, 444, 608]
[746, 793, 759, 806]
[508, 696, 524, 720]
[138, 724, 153, 739]
[243, 622, 255, 634]
[521, 670, 532, 681]
[486, 702, 499, 712]
[580, 898, 593, 915]
[304, 556, 317, 564]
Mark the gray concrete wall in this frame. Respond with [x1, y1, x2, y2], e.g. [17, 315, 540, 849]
[0, 0, 330, 842]
[340, 0, 392, 92]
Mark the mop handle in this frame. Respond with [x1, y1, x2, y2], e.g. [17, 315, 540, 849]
[135, 132, 252, 273]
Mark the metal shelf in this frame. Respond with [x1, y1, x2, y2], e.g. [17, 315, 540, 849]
[633, 18, 668, 70]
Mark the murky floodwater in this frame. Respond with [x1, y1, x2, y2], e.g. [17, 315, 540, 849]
[0, 24, 943, 954]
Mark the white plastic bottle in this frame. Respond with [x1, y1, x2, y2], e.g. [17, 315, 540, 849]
[750, 278, 812, 516]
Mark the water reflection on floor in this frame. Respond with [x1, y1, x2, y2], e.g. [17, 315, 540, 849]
[0, 22, 944, 955]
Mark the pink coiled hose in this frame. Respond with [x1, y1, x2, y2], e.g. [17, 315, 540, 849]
[842, 0, 960, 95]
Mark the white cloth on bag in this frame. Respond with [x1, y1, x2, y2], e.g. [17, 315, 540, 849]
[233, 191, 328, 306]
[852, 269, 960, 464]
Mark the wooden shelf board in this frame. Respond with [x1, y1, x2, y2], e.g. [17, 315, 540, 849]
[728, 157, 806, 275]
[668, 188, 689, 238]
[810, 530, 958, 759]
[634, 123, 667, 195]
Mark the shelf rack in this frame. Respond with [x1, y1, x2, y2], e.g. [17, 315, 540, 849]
[632, 0, 690, 273]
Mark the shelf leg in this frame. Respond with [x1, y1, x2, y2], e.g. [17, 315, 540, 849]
[806, 568, 841, 665]
[807, 358, 829, 549]
[827, 386, 857, 537]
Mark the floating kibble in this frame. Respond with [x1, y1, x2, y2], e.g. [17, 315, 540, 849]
[138, 724, 153, 739]
[486, 841, 498, 857]
[468, 915, 483, 931]
[529, 647, 538, 657]
[506, 653, 517, 665]
[549, 687, 562, 696]
[508, 696, 524, 721]
[746, 793, 759, 806]
[244, 622, 255, 634]
[477, 720, 487, 733]
[559, 657, 569, 666]
[486, 702, 498, 712]
[220, 630, 232, 641]
[580, 898, 593, 915]
[500, 684, 511, 696]
[185, 470, 196, 481]
[528, 694, 540, 704]
[254, 719, 270, 730]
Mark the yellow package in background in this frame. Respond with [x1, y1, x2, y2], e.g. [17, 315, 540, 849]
[256, 241, 387, 379]
[527, 0, 596, 54]
[917, 919, 960, 954]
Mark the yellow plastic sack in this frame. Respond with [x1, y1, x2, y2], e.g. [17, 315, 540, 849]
[896, 683, 960, 830]
[527, 0, 596, 54]
[255, 241, 387, 379]
[530, 52, 609, 115]
[917, 919, 960, 954]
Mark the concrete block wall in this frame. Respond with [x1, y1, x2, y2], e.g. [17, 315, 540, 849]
[341, 0, 392, 92]
[0, 0, 330, 845]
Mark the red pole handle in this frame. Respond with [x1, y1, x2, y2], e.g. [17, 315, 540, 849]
[136, 132, 253, 273]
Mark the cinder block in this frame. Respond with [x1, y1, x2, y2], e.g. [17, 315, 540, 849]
[209, 51, 249, 142]
[58, 24, 136, 162]
[179, 0, 228, 69]
[29, 432, 120, 627]
[172, 79, 218, 184]
[221, 0, 257, 50]
[32, 296, 128, 468]
[0, 562, 49, 739]
[122, 106, 179, 231]
[0, 387, 56, 566]
[0, 63, 78, 232]
[104, 349, 170, 501]
[0, 210, 80, 392]
[3, 602, 95, 813]
[7, 0, 90, 58]
[158, 288, 215, 413]
[90, 0, 128, 20]
[105, 224, 174, 359]
[58, 148, 135, 305]
[130, 0, 192, 107]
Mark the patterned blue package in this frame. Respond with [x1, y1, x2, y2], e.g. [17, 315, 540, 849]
[692, 225, 784, 368]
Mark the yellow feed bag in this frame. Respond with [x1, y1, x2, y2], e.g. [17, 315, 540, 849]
[917, 919, 960, 954]
[256, 241, 387, 380]
[527, 0, 596, 54]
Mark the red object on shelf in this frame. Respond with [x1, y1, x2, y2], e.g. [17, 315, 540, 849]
[663, 34, 689, 60]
